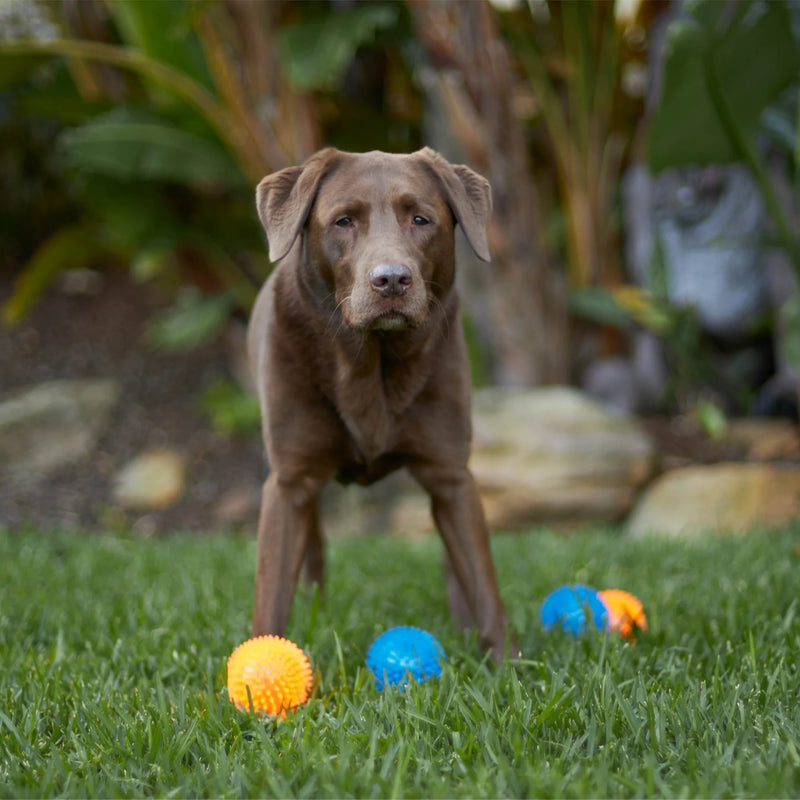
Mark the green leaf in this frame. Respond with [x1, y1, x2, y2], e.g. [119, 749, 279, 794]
[108, 0, 215, 93]
[16, 61, 113, 125]
[130, 246, 179, 284]
[58, 110, 245, 188]
[569, 286, 678, 336]
[568, 287, 634, 330]
[78, 174, 184, 252]
[648, 0, 800, 171]
[198, 378, 261, 435]
[145, 290, 234, 352]
[279, 6, 398, 90]
[2, 223, 114, 326]
[693, 399, 728, 441]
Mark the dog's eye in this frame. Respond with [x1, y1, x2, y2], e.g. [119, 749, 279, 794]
[334, 217, 353, 228]
[412, 215, 430, 226]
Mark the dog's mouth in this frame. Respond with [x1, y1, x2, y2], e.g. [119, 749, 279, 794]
[344, 280, 428, 331]
[370, 310, 411, 331]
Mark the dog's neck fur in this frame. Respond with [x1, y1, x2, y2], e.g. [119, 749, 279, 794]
[330, 298, 454, 463]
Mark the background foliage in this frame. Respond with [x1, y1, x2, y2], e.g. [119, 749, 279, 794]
[2, 0, 799, 407]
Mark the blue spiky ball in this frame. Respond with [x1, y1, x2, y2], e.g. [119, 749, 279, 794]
[366, 626, 446, 690]
[540, 584, 608, 635]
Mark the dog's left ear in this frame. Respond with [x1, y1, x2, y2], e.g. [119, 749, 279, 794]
[418, 148, 492, 262]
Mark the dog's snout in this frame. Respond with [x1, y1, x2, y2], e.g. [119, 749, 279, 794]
[369, 263, 412, 297]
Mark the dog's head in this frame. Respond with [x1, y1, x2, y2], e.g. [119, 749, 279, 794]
[256, 148, 491, 332]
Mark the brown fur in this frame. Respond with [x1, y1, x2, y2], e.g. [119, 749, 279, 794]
[248, 147, 513, 662]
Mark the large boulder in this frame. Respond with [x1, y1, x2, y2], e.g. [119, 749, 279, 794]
[627, 463, 800, 538]
[470, 387, 656, 529]
[323, 387, 656, 536]
[0, 378, 120, 480]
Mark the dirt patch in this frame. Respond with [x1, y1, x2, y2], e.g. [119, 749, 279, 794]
[638, 415, 746, 469]
[0, 270, 265, 534]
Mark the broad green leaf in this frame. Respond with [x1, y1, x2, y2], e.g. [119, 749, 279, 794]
[17, 61, 113, 125]
[569, 286, 676, 335]
[2, 223, 114, 326]
[568, 286, 635, 330]
[58, 112, 245, 188]
[279, 6, 398, 90]
[145, 290, 234, 352]
[647, 0, 800, 171]
[0, 50, 114, 124]
[79, 174, 184, 253]
[108, 0, 215, 93]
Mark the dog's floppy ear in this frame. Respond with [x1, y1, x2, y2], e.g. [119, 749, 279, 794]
[418, 147, 492, 262]
[256, 148, 342, 263]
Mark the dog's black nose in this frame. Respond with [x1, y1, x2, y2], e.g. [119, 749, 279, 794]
[369, 263, 412, 297]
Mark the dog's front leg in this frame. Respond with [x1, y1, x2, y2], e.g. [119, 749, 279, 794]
[414, 465, 514, 663]
[443, 553, 474, 631]
[251, 472, 322, 637]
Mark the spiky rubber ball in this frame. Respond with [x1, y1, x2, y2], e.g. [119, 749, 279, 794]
[540, 584, 608, 635]
[227, 635, 313, 717]
[366, 626, 446, 690]
[599, 589, 647, 641]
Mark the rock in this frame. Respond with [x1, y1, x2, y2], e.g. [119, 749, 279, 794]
[322, 471, 432, 539]
[470, 387, 656, 529]
[627, 463, 800, 538]
[0, 378, 120, 480]
[320, 388, 656, 537]
[213, 486, 261, 526]
[113, 449, 186, 510]
[724, 418, 800, 461]
[581, 357, 640, 415]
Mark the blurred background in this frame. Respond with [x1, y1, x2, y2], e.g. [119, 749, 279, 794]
[2, 0, 799, 537]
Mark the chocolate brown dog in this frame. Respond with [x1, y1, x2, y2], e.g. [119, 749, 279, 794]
[248, 147, 513, 662]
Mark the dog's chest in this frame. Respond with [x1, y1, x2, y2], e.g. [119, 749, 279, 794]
[332, 345, 430, 466]
[336, 376, 398, 465]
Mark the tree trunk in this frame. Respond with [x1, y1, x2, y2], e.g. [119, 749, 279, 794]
[409, 0, 570, 386]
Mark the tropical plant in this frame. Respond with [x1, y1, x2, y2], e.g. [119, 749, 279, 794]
[0, 0, 406, 349]
[502, 0, 647, 291]
[409, 0, 651, 385]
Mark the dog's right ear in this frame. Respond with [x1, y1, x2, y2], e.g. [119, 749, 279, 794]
[256, 148, 341, 263]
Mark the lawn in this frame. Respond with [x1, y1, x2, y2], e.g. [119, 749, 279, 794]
[1, 522, 799, 798]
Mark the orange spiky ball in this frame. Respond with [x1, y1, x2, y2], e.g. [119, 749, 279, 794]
[227, 635, 313, 718]
[599, 589, 648, 641]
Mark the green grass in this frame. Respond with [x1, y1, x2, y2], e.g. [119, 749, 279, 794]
[1, 523, 799, 798]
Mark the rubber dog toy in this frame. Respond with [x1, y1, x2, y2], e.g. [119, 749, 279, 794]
[598, 589, 647, 641]
[227, 635, 313, 717]
[540, 584, 608, 635]
[366, 626, 446, 690]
